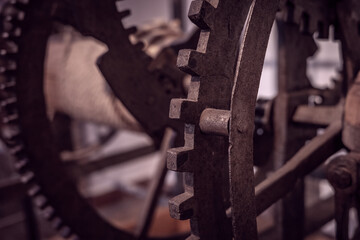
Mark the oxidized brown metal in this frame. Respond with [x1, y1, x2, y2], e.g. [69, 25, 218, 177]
[3, 0, 360, 239]
[229, 1, 278, 239]
[0, 0, 189, 239]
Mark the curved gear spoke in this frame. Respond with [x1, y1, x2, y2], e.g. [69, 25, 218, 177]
[229, 0, 278, 238]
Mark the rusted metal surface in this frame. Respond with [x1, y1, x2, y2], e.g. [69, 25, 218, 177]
[293, 102, 343, 127]
[168, 0, 259, 239]
[199, 108, 229, 136]
[4, 0, 360, 239]
[229, 0, 278, 239]
[0, 0, 191, 239]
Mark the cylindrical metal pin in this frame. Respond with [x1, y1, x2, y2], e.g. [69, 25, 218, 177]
[199, 108, 230, 136]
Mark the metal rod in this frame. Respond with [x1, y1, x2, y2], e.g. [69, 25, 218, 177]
[135, 128, 177, 239]
[67, 145, 156, 176]
[255, 120, 342, 215]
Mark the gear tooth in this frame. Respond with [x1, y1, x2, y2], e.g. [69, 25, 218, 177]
[33, 195, 48, 209]
[188, 0, 216, 30]
[118, 9, 131, 19]
[167, 147, 193, 172]
[8, 143, 23, 155]
[28, 184, 41, 197]
[1, 96, 17, 107]
[125, 26, 137, 35]
[20, 171, 34, 183]
[2, 5, 25, 22]
[42, 206, 55, 220]
[52, 217, 63, 230]
[169, 98, 198, 123]
[2, 112, 18, 124]
[59, 226, 72, 238]
[1, 124, 20, 143]
[0, 79, 16, 90]
[1, 32, 10, 39]
[169, 192, 195, 220]
[177, 49, 204, 76]
[14, 158, 27, 171]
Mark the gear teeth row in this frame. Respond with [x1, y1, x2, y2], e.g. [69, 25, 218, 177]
[280, 0, 333, 38]
[0, 1, 76, 239]
[2, 4, 25, 22]
[20, 170, 34, 183]
[118, 9, 131, 19]
[167, 0, 236, 238]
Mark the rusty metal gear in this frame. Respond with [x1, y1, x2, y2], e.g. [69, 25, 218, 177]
[167, 0, 278, 239]
[3, 0, 360, 239]
[167, 0, 360, 240]
[0, 0, 188, 239]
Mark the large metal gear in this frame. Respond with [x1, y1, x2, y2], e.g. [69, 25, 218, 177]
[2, 0, 360, 239]
[168, 0, 360, 240]
[0, 0, 189, 239]
[168, 0, 278, 239]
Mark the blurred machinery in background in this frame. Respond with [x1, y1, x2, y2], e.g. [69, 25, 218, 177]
[0, 0, 360, 240]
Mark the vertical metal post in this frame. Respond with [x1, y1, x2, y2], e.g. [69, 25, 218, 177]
[274, 20, 318, 240]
